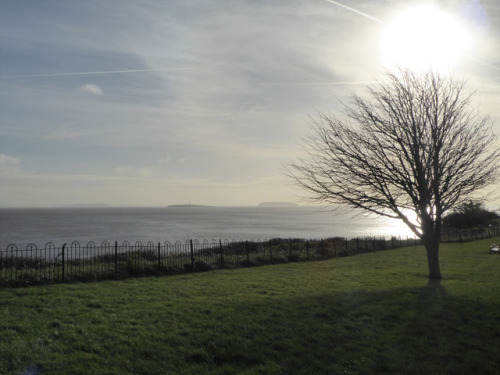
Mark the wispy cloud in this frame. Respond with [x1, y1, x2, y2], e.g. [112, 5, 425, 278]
[0, 154, 20, 166]
[0, 0, 497, 207]
[44, 123, 90, 140]
[77, 84, 102, 95]
[0, 154, 21, 173]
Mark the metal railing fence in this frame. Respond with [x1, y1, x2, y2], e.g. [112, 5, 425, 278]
[1, 225, 498, 287]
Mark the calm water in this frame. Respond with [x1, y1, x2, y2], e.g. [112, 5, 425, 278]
[0, 206, 414, 249]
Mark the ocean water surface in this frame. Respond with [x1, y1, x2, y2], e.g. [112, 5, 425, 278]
[0, 206, 415, 249]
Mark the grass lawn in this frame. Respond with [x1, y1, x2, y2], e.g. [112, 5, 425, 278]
[1, 237, 499, 374]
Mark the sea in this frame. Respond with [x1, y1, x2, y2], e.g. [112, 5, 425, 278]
[0, 206, 415, 250]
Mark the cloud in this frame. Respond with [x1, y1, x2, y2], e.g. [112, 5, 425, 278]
[0, 0, 498, 208]
[0, 154, 20, 165]
[77, 84, 103, 95]
[44, 123, 90, 140]
[157, 158, 171, 165]
[0, 154, 21, 173]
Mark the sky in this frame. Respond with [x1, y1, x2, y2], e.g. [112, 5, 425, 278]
[0, 0, 499, 208]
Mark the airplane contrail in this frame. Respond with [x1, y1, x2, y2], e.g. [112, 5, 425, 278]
[267, 81, 377, 86]
[464, 56, 500, 72]
[325, 0, 386, 25]
[295, 81, 377, 86]
[1, 67, 195, 79]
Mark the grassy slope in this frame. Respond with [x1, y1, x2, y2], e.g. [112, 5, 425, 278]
[1, 237, 499, 375]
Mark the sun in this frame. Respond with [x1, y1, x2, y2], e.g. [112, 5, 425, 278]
[380, 5, 471, 71]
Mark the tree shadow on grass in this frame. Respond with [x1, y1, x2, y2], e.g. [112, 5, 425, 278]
[9, 282, 499, 375]
[179, 284, 500, 375]
[377, 282, 500, 375]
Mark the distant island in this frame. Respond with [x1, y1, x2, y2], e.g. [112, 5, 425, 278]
[167, 204, 211, 208]
[258, 202, 299, 208]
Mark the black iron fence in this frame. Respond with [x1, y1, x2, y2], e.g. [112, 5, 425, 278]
[441, 226, 500, 243]
[1, 226, 498, 287]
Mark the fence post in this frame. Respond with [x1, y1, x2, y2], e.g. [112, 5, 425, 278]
[306, 240, 309, 260]
[289, 238, 293, 258]
[219, 240, 224, 268]
[356, 238, 360, 253]
[61, 243, 66, 282]
[114, 241, 118, 275]
[246, 240, 249, 262]
[190, 240, 194, 270]
[157, 242, 161, 269]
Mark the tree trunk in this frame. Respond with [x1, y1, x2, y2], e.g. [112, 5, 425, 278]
[425, 241, 442, 281]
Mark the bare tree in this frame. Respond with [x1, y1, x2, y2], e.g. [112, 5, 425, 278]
[289, 70, 499, 280]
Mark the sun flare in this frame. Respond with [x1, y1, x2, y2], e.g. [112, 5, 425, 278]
[380, 5, 471, 71]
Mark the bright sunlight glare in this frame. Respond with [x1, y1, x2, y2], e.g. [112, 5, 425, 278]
[380, 5, 471, 71]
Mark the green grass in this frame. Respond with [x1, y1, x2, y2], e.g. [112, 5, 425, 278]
[1, 237, 499, 374]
